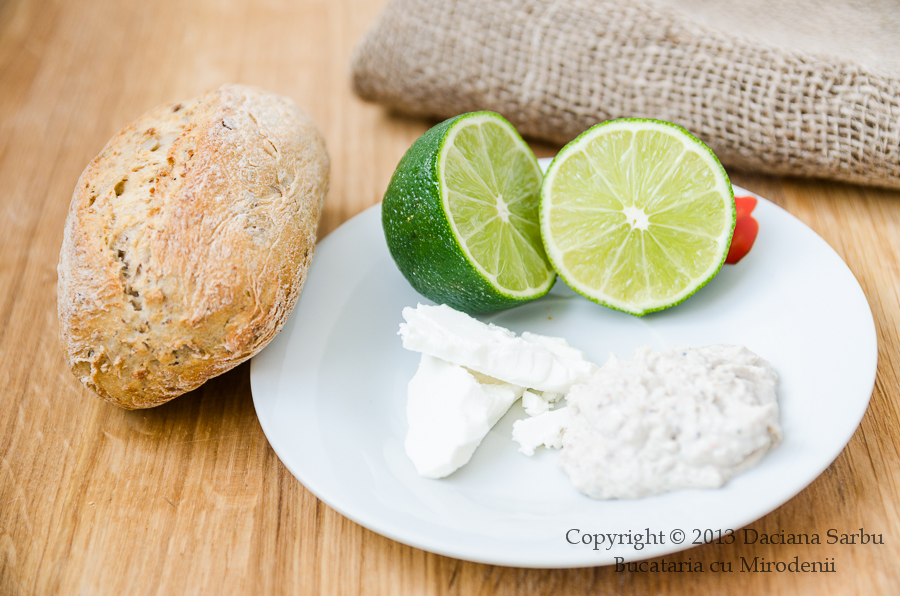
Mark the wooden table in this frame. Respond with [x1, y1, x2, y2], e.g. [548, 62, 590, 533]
[1, 0, 898, 593]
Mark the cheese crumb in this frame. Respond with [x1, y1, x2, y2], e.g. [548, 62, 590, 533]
[512, 407, 571, 456]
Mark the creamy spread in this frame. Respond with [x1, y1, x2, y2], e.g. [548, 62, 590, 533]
[558, 345, 781, 500]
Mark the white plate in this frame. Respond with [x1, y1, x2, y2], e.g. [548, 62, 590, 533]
[250, 169, 877, 568]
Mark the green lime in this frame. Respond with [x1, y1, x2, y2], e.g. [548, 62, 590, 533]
[540, 118, 735, 316]
[383, 111, 555, 313]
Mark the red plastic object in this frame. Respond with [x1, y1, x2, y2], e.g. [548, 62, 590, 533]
[725, 196, 759, 265]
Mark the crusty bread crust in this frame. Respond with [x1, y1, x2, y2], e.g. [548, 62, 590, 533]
[57, 84, 329, 408]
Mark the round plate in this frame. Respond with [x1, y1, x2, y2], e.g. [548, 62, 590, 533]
[250, 165, 877, 568]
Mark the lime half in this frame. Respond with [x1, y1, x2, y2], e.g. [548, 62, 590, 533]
[383, 111, 555, 313]
[540, 119, 735, 316]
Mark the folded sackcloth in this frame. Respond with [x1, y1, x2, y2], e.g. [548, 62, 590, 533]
[351, 0, 900, 189]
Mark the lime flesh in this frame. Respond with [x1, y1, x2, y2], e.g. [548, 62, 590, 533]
[442, 115, 551, 294]
[540, 119, 735, 316]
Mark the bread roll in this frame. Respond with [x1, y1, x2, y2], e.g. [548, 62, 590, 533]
[57, 84, 329, 408]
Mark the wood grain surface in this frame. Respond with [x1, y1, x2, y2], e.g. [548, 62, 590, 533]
[1, 0, 898, 594]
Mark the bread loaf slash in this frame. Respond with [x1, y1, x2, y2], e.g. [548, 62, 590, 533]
[57, 84, 329, 408]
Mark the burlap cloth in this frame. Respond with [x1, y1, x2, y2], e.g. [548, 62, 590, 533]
[351, 0, 900, 189]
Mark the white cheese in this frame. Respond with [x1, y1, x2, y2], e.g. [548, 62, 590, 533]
[399, 303, 596, 393]
[558, 345, 781, 499]
[521, 390, 550, 416]
[522, 389, 562, 416]
[512, 407, 571, 456]
[405, 354, 524, 478]
[540, 391, 561, 403]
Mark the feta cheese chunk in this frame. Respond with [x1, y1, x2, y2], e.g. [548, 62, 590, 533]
[521, 390, 550, 416]
[512, 407, 571, 456]
[399, 303, 597, 393]
[522, 389, 561, 416]
[405, 354, 524, 478]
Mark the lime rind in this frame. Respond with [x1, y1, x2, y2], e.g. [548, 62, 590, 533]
[540, 118, 735, 316]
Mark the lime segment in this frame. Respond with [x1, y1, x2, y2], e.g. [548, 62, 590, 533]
[443, 116, 550, 293]
[540, 119, 734, 316]
[383, 111, 555, 313]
